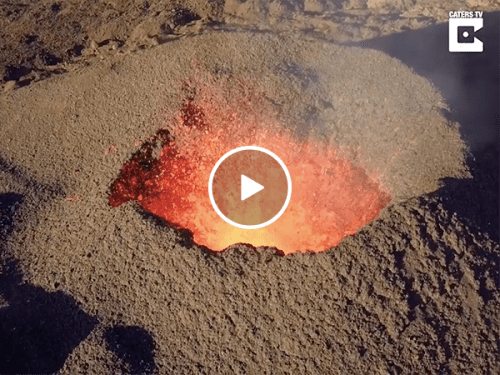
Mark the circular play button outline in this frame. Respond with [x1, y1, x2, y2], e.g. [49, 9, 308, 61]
[208, 146, 292, 230]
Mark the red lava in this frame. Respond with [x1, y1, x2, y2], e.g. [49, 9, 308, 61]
[109, 72, 391, 254]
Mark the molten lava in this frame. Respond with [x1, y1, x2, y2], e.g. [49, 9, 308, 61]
[109, 74, 391, 254]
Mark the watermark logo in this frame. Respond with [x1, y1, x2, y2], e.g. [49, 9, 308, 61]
[449, 11, 483, 52]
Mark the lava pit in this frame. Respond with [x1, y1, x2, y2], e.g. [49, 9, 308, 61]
[109, 73, 391, 254]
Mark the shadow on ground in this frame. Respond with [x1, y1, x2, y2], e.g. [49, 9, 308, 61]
[105, 325, 157, 374]
[0, 261, 98, 374]
[0, 192, 98, 374]
[0, 176, 157, 373]
[350, 11, 499, 242]
[431, 144, 500, 304]
[439, 142, 499, 243]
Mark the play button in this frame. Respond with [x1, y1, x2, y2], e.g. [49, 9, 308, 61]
[241, 175, 264, 201]
[209, 146, 292, 229]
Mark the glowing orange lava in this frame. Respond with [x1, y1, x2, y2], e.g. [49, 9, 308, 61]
[109, 73, 391, 254]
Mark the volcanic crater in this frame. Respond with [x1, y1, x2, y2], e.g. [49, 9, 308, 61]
[108, 77, 393, 254]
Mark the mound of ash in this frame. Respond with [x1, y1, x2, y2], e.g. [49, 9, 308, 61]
[0, 32, 494, 374]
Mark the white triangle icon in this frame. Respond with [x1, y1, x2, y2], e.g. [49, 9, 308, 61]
[241, 175, 264, 201]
